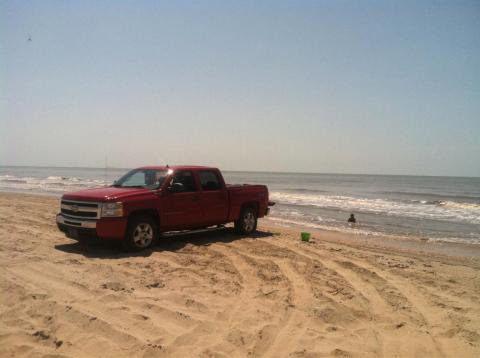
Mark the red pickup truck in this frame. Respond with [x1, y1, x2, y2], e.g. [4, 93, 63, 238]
[56, 166, 274, 250]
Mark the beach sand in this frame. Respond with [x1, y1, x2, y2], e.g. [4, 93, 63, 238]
[1, 193, 479, 357]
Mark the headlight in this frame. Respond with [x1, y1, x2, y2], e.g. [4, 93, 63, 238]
[101, 202, 123, 217]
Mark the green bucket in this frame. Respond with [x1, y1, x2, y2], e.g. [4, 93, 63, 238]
[301, 232, 311, 242]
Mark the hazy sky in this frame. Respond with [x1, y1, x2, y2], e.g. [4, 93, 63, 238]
[1, 1, 479, 176]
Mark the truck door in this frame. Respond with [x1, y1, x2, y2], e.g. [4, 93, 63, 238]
[198, 170, 229, 226]
[162, 170, 202, 230]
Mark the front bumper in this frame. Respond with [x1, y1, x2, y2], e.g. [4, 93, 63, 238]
[56, 214, 127, 240]
[57, 222, 98, 240]
[56, 214, 96, 229]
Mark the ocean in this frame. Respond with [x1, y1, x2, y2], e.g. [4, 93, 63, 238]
[1, 166, 479, 244]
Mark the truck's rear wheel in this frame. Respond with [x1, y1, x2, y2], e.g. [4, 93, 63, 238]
[123, 215, 158, 251]
[235, 207, 257, 234]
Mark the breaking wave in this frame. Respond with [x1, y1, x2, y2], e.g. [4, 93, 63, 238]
[270, 191, 480, 225]
[0, 174, 108, 194]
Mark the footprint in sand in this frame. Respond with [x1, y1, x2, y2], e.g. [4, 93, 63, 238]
[101, 282, 134, 293]
[32, 330, 50, 340]
[145, 281, 165, 289]
[31, 293, 48, 300]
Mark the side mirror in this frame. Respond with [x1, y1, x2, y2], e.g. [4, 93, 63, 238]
[168, 182, 185, 193]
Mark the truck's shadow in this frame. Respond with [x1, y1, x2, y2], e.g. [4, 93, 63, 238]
[54, 227, 276, 259]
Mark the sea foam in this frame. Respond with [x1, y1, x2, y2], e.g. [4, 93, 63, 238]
[270, 192, 480, 225]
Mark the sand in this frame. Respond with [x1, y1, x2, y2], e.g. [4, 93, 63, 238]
[1, 192, 479, 357]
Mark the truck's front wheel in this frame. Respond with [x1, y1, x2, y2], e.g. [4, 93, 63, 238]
[235, 207, 257, 234]
[123, 215, 158, 251]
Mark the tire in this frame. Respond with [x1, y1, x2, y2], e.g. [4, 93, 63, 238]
[123, 215, 158, 251]
[234, 207, 257, 234]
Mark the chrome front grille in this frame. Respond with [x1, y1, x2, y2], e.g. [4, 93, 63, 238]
[61, 200, 101, 219]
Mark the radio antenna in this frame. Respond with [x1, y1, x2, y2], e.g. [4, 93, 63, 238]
[104, 155, 108, 186]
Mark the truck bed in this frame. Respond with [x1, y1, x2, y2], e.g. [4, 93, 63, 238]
[226, 184, 269, 221]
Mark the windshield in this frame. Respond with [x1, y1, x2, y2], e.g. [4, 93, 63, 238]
[113, 169, 169, 190]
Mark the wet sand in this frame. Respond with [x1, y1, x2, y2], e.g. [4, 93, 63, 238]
[1, 193, 479, 357]
[264, 218, 480, 260]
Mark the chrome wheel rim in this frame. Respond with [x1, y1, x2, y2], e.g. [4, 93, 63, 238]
[243, 211, 256, 232]
[133, 223, 154, 248]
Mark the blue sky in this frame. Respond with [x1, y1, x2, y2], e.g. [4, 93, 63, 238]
[1, 0, 479, 176]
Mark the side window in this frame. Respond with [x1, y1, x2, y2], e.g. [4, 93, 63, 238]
[171, 171, 196, 192]
[199, 171, 221, 191]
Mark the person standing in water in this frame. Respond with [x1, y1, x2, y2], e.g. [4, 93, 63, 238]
[348, 214, 356, 224]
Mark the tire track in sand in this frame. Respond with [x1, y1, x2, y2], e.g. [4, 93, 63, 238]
[261, 260, 314, 357]
[285, 240, 447, 358]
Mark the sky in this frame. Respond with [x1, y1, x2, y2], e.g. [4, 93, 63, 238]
[1, 1, 479, 176]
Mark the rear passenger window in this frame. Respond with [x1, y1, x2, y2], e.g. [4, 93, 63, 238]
[199, 171, 221, 191]
[171, 171, 197, 192]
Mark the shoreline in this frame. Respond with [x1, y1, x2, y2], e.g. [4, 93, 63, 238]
[2, 190, 480, 259]
[263, 218, 480, 261]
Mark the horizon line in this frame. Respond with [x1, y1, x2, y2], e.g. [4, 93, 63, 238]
[0, 164, 479, 179]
